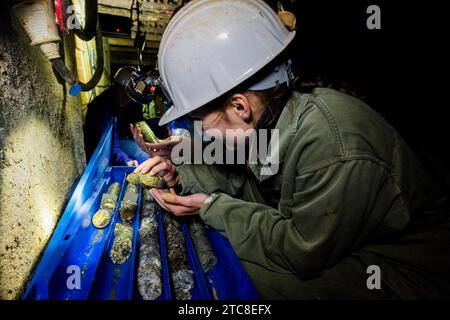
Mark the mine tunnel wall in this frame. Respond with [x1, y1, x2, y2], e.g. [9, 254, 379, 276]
[0, 3, 86, 299]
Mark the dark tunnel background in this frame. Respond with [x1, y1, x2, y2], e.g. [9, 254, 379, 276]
[261, 0, 450, 197]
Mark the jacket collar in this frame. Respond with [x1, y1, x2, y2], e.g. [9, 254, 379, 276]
[248, 91, 309, 181]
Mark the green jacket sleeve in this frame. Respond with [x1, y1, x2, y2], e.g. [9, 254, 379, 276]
[177, 163, 247, 197]
[199, 159, 410, 279]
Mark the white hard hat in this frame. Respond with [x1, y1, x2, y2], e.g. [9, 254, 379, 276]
[158, 0, 296, 125]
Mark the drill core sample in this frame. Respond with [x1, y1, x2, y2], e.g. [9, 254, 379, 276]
[188, 217, 218, 273]
[126, 173, 166, 189]
[163, 213, 194, 300]
[119, 183, 139, 221]
[110, 223, 133, 264]
[92, 182, 121, 229]
[136, 121, 159, 144]
[138, 200, 162, 300]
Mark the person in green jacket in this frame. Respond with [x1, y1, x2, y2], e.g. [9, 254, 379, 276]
[132, 0, 450, 299]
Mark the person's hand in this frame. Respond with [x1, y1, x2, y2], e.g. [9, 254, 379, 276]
[126, 160, 138, 167]
[134, 156, 180, 187]
[145, 136, 185, 159]
[150, 188, 210, 216]
[130, 123, 150, 153]
[130, 124, 184, 159]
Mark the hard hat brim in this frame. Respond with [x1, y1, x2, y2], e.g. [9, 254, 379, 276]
[158, 106, 179, 126]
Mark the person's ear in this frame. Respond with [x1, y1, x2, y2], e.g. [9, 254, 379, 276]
[230, 93, 251, 122]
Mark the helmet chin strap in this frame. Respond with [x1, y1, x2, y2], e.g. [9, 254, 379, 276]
[247, 59, 294, 91]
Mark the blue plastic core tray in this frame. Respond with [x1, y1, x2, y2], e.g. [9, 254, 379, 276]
[22, 120, 259, 300]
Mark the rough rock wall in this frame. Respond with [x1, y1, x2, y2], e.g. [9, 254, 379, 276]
[0, 3, 86, 299]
